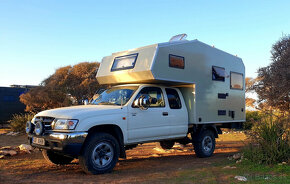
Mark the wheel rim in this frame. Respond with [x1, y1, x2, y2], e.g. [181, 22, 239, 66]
[91, 141, 114, 168]
[202, 136, 213, 152]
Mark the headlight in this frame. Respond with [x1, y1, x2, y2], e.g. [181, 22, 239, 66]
[52, 119, 79, 130]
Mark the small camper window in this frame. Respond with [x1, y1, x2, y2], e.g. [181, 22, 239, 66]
[230, 72, 243, 90]
[212, 66, 225, 81]
[169, 54, 185, 69]
[111, 53, 138, 71]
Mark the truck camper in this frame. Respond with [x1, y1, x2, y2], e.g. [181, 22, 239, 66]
[26, 34, 245, 174]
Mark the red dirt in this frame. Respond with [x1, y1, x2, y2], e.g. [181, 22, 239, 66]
[0, 132, 246, 184]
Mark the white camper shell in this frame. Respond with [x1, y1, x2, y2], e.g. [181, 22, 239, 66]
[97, 39, 245, 125]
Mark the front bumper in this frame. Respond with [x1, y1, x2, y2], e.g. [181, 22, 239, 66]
[28, 132, 88, 157]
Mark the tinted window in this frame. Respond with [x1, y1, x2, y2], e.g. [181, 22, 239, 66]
[169, 54, 185, 69]
[230, 72, 243, 90]
[212, 66, 225, 81]
[165, 88, 182, 109]
[133, 87, 165, 107]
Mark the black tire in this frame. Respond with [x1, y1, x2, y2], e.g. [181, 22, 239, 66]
[159, 140, 175, 150]
[192, 130, 216, 158]
[79, 132, 120, 175]
[42, 150, 74, 165]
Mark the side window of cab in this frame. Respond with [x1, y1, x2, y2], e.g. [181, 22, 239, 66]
[165, 88, 182, 109]
[133, 87, 165, 108]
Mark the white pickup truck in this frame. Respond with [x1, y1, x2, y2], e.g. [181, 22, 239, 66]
[26, 35, 245, 174]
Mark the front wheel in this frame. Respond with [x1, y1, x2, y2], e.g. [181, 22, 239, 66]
[79, 133, 120, 174]
[192, 130, 216, 158]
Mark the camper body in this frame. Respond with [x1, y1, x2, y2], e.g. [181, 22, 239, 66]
[26, 39, 245, 175]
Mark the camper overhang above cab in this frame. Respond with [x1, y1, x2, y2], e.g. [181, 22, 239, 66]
[96, 38, 244, 86]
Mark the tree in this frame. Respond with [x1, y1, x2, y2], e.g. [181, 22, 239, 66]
[20, 62, 100, 112]
[245, 77, 256, 108]
[254, 35, 290, 113]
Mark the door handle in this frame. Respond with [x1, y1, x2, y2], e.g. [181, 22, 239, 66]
[131, 113, 137, 116]
[162, 112, 168, 116]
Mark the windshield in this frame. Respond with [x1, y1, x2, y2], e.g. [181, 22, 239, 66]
[91, 86, 138, 106]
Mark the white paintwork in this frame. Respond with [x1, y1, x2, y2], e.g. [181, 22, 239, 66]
[34, 84, 188, 144]
[126, 86, 188, 144]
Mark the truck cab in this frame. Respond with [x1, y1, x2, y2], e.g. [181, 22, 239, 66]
[26, 35, 245, 174]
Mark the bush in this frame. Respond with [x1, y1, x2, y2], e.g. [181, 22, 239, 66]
[244, 111, 263, 130]
[8, 113, 35, 133]
[243, 115, 290, 165]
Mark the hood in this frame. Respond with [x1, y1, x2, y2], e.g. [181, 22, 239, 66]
[35, 105, 123, 119]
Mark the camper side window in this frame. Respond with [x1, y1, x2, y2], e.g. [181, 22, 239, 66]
[133, 87, 165, 108]
[230, 72, 243, 90]
[165, 88, 182, 109]
[212, 66, 225, 81]
[169, 54, 185, 69]
[111, 53, 138, 71]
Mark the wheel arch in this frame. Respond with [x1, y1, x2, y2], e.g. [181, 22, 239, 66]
[84, 124, 126, 158]
[193, 124, 220, 138]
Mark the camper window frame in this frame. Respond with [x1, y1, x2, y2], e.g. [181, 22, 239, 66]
[230, 71, 244, 90]
[212, 66, 225, 82]
[169, 54, 185, 69]
[111, 53, 138, 72]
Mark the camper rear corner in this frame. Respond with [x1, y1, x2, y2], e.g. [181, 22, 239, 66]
[156, 40, 246, 126]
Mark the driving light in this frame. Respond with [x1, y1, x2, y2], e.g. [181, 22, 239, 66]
[25, 121, 34, 134]
[35, 122, 44, 135]
[53, 119, 79, 130]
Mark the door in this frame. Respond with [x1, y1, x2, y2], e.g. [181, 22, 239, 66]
[165, 88, 188, 137]
[127, 87, 171, 143]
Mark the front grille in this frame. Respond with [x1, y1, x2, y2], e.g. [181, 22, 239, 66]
[35, 116, 55, 131]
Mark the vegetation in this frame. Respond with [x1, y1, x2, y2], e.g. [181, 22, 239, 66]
[245, 77, 257, 108]
[243, 35, 290, 166]
[156, 159, 290, 183]
[20, 62, 100, 112]
[243, 115, 290, 165]
[8, 113, 35, 132]
[253, 35, 290, 113]
[244, 111, 263, 130]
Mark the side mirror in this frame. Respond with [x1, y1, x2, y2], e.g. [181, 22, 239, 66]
[134, 95, 151, 110]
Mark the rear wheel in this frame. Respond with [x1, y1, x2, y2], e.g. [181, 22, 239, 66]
[42, 150, 74, 165]
[192, 130, 216, 158]
[79, 133, 120, 174]
[159, 140, 175, 150]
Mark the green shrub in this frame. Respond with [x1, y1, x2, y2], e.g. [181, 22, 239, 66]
[8, 113, 35, 133]
[244, 111, 263, 130]
[243, 115, 290, 165]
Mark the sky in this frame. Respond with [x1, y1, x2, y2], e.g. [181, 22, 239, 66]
[0, 0, 289, 87]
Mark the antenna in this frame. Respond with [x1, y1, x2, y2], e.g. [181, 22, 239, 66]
[169, 34, 187, 42]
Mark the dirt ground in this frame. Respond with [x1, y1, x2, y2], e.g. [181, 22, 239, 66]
[0, 131, 248, 184]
